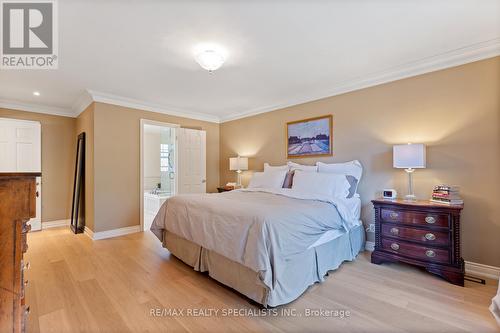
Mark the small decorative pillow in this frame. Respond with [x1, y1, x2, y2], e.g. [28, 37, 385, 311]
[292, 170, 350, 198]
[287, 161, 318, 172]
[345, 175, 358, 198]
[248, 170, 288, 189]
[282, 170, 295, 188]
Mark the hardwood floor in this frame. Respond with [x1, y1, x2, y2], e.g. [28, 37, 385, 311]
[25, 227, 499, 333]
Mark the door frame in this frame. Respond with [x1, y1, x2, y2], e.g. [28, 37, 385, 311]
[140, 119, 180, 232]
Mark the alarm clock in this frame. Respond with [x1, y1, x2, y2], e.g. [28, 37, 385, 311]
[383, 189, 397, 199]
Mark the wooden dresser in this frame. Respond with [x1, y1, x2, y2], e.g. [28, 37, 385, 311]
[371, 199, 464, 286]
[0, 173, 40, 333]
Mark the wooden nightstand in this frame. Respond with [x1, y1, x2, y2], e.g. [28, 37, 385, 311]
[371, 199, 464, 286]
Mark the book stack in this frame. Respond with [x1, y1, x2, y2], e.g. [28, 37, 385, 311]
[431, 185, 463, 205]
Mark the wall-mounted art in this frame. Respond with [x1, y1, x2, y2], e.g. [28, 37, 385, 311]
[286, 115, 332, 158]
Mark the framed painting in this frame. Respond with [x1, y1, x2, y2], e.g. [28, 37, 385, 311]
[286, 115, 332, 158]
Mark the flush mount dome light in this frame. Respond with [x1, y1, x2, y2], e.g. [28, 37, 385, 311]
[195, 49, 225, 72]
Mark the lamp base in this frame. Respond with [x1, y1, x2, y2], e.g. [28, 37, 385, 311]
[236, 170, 242, 187]
[404, 194, 417, 201]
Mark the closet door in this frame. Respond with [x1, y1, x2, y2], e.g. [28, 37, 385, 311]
[0, 118, 42, 231]
[177, 128, 206, 194]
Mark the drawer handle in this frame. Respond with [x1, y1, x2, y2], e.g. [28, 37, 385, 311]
[425, 216, 436, 224]
[390, 212, 399, 219]
[390, 243, 400, 251]
[25, 306, 30, 315]
[390, 227, 399, 235]
[24, 280, 29, 286]
[425, 233, 436, 241]
[23, 262, 30, 271]
[36, 191, 39, 197]
[425, 250, 436, 258]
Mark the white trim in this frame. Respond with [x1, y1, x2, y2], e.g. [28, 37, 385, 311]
[0, 98, 74, 118]
[141, 119, 180, 129]
[88, 90, 220, 123]
[465, 261, 500, 281]
[0, 117, 41, 125]
[1, 39, 499, 123]
[41, 219, 70, 229]
[219, 38, 500, 122]
[84, 225, 141, 240]
[363, 242, 499, 280]
[84, 226, 94, 239]
[72, 90, 93, 116]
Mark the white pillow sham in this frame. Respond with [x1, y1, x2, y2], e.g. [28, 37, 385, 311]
[248, 170, 288, 189]
[292, 170, 350, 198]
[264, 163, 289, 172]
[316, 160, 363, 192]
[287, 161, 318, 172]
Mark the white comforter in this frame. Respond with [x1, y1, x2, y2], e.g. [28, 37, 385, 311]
[151, 188, 360, 289]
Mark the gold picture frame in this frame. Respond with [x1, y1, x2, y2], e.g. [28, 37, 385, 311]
[286, 115, 333, 159]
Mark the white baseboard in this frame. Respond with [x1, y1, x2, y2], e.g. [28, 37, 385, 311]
[84, 225, 141, 241]
[363, 241, 499, 280]
[84, 226, 94, 239]
[465, 261, 500, 280]
[42, 219, 70, 229]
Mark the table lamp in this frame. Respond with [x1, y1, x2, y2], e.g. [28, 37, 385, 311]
[229, 156, 248, 187]
[393, 143, 426, 201]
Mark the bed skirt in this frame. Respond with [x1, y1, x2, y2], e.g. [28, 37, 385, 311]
[162, 224, 365, 307]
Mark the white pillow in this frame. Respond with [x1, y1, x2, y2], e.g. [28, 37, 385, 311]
[248, 170, 288, 189]
[264, 163, 289, 172]
[292, 170, 350, 198]
[287, 161, 318, 172]
[316, 160, 363, 191]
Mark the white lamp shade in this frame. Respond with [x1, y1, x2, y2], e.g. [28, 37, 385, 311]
[229, 157, 248, 171]
[393, 143, 426, 169]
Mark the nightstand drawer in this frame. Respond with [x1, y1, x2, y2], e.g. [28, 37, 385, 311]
[381, 238, 450, 264]
[381, 208, 449, 228]
[381, 224, 449, 246]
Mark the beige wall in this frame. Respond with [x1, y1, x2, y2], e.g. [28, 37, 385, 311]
[220, 57, 500, 267]
[92, 102, 219, 232]
[76, 104, 95, 231]
[0, 108, 76, 222]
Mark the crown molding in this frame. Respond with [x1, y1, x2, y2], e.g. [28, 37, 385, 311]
[72, 90, 94, 116]
[87, 90, 221, 123]
[220, 38, 500, 123]
[0, 98, 75, 117]
[1, 39, 499, 123]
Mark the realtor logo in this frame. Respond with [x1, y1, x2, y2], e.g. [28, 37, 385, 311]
[1, 0, 58, 69]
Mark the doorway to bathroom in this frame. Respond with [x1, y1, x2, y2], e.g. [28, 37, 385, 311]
[140, 120, 179, 232]
[140, 119, 207, 232]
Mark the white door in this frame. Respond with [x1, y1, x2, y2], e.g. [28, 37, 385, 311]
[0, 118, 42, 231]
[178, 128, 206, 194]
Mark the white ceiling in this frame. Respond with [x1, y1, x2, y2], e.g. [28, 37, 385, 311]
[1, 0, 499, 122]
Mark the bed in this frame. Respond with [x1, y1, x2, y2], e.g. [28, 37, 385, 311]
[150, 187, 365, 307]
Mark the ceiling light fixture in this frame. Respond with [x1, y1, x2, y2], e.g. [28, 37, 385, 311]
[195, 49, 225, 73]
[33, 91, 40, 96]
